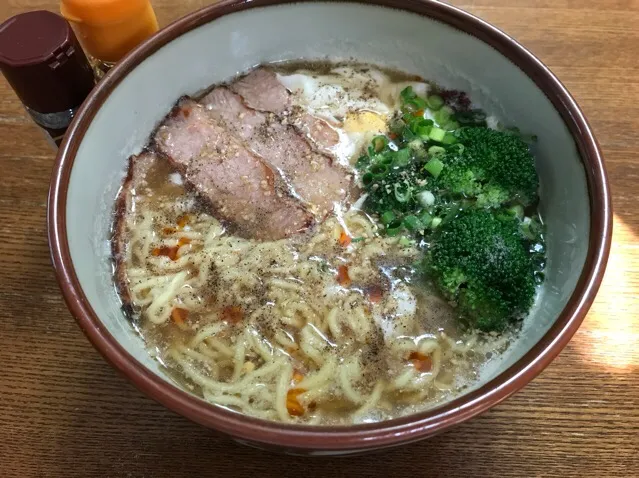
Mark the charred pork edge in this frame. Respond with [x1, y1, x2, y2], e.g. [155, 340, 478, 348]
[111, 153, 140, 319]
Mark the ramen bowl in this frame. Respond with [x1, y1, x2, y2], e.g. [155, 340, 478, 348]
[48, 0, 611, 455]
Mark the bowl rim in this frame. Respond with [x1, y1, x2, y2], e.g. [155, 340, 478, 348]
[47, 0, 612, 451]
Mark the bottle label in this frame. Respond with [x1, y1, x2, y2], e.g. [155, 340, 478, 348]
[25, 106, 79, 149]
[26, 106, 78, 130]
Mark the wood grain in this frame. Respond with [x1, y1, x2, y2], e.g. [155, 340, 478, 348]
[0, 1, 638, 476]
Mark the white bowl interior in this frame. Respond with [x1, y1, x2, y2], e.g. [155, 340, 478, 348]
[66, 2, 589, 402]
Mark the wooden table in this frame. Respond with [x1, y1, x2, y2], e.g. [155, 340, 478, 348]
[1, 1, 637, 476]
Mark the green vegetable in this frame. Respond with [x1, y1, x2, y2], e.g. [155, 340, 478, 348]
[441, 132, 458, 145]
[427, 145, 446, 157]
[370, 163, 389, 178]
[428, 127, 446, 142]
[426, 208, 537, 332]
[380, 211, 396, 225]
[424, 158, 444, 178]
[433, 106, 454, 126]
[419, 211, 433, 227]
[427, 94, 445, 111]
[508, 204, 525, 219]
[403, 215, 421, 231]
[400, 86, 417, 103]
[386, 219, 403, 236]
[432, 126, 539, 207]
[372, 135, 388, 153]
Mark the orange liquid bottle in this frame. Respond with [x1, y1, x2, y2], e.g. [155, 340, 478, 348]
[60, 0, 159, 77]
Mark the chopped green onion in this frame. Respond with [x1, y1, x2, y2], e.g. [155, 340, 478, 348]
[427, 145, 446, 156]
[372, 135, 388, 153]
[433, 106, 454, 126]
[380, 154, 394, 165]
[417, 190, 435, 207]
[446, 143, 465, 154]
[403, 215, 421, 231]
[427, 94, 444, 111]
[362, 172, 374, 186]
[402, 126, 416, 141]
[392, 148, 411, 167]
[402, 100, 420, 114]
[424, 158, 444, 178]
[408, 117, 432, 135]
[508, 204, 524, 219]
[428, 127, 446, 142]
[380, 211, 396, 225]
[351, 237, 365, 243]
[416, 125, 433, 138]
[441, 133, 458, 145]
[430, 217, 443, 229]
[415, 96, 428, 109]
[386, 219, 403, 236]
[443, 120, 460, 131]
[400, 86, 416, 103]
[418, 211, 433, 227]
[394, 183, 412, 203]
[370, 164, 389, 177]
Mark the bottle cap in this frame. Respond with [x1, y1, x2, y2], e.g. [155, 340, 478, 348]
[60, 0, 159, 63]
[0, 10, 95, 115]
[60, 0, 152, 25]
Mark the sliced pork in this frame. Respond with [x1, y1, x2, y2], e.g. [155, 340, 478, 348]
[230, 68, 340, 151]
[153, 97, 312, 240]
[201, 87, 350, 218]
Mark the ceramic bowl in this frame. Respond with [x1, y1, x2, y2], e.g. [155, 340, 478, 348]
[48, 0, 612, 455]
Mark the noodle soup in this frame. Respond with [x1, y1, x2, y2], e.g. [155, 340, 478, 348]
[113, 63, 541, 425]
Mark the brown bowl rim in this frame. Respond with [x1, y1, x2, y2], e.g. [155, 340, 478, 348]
[47, 0, 612, 451]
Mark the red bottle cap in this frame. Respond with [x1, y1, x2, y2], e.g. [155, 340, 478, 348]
[0, 10, 95, 115]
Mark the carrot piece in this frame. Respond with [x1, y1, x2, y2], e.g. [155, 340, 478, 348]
[336, 265, 351, 287]
[162, 227, 177, 235]
[408, 351, 432, 372]
[171, 307, 189, 325]
[151, 238, 190, 261]
[388, 132, 398, 140]
[286, 388, 306, 416]
[414, 109, 424, 117]
[338, 230, 352, 247]
[366, 285, 384, 303]
[151, 245, 179, 260]
[221, 305, 243, 324]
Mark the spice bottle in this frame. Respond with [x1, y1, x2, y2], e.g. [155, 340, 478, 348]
[60, 0, 159, 77]
[0, 11, 96, 149]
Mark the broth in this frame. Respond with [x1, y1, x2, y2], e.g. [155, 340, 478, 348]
[113, 62, 527, 425]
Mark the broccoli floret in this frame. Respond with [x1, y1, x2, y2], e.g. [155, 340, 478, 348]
[426, 208, 536, 332]
[433, 127, 539, 207]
